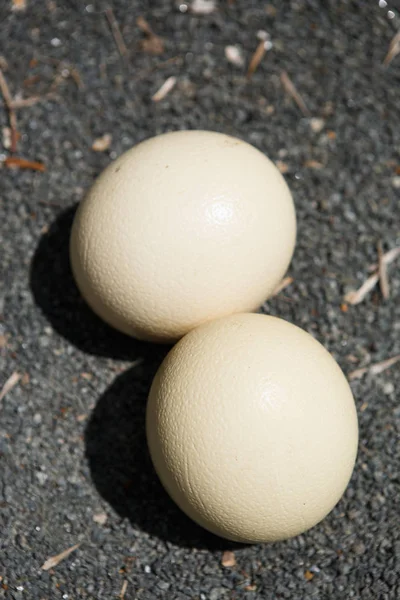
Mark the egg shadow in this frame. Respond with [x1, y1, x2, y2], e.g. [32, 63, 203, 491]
[85, 365, 246, 551]
[31, 205, 245, 549]
[30, 204, 144, 360]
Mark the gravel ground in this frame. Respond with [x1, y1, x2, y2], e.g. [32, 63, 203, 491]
[1, 1, 400, 598]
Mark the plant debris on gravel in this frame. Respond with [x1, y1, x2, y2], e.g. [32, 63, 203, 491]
[0, 1, 399, 599]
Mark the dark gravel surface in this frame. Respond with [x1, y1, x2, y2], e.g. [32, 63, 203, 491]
[1, 1, 400, 598]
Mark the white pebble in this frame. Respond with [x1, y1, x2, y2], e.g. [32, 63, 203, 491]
[391, 176, 400, 189]
[36, 471, 48, 485]
[309, 117, 325, 133]
[383, 382, 394, 395]
[224, 45, 244, 67]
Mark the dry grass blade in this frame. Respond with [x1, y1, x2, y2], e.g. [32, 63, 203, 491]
[4, 156, 46, 172]
[137, 16, 164, 55]
[377, 241, 390, 299]
[346, 244, 399, 305]
[105, 7, 128, 58]
[271, 276, 293, 297]
[9, 111, 18, 152]
[43, 58, 84, 91]
[119, 580, 128, 599]
[280, 71, 311, 117]
[349, 355, 400, 381]
[344, 273, 379, 305]
[370, 355, 400, 375]
[368, 246, 400, 272]
[11, 93, 56, 109]
[383, 30, 400, 67]
[92, 133, 112, 152]
[247, 40, 267, 79]
[0, 68, 18, 152]
[348, 366, 369, 381]
[41, 543, 80, 571]
[304, 159, 324, 169]
[68, 66, 84, 89]
[152, 76, 177, 102]
[0, 70, 14, 107]
[136, 16, 153, 36]
[0, 372, 21, 403]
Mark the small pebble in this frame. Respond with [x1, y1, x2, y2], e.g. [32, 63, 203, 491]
[392, 176, 400, 189]
[383, 382, 394, 395]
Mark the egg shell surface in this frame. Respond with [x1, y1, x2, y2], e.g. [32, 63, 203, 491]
[146, 313, 359, 543]
[70, 130, 296, 342]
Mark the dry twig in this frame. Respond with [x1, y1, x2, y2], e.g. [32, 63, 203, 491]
[41, 543, 80, 571]
[105, 7, 128, 58]
[247, 41, 267, 79]
[11, 93, 56, 109]
[0, 372, 21, 403]
[377, 241, 390, 299]
[304, 159, 324, 169]
[4, 156, 46, 172]
[368, 246, 400, 272]
[383, 30, 400, 67]
[68, 66, 84, 89]
[119, 580, 128, 599]
[152, 76, 177, 102]
[345, 245, 399, 305]
[51, 63, 84, 91]
[0, 64, 59, 154]
[344, 273, 379, 305]
[280, 71, 310, 117]
[349, 355, 400, 381]
[0, 68, 18, 152]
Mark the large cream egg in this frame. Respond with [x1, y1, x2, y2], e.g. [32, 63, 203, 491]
[70, 131, 296, 342]
[146, 313, 358, 543]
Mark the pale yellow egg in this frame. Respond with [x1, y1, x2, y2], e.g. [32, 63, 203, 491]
[146, 313, 358, 543]
[70, 131, 296, 342]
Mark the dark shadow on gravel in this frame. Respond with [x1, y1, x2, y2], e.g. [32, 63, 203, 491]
[32, 205, 246, 549]
[85, 365, 246, 551]
[30, 205, 141, 360]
